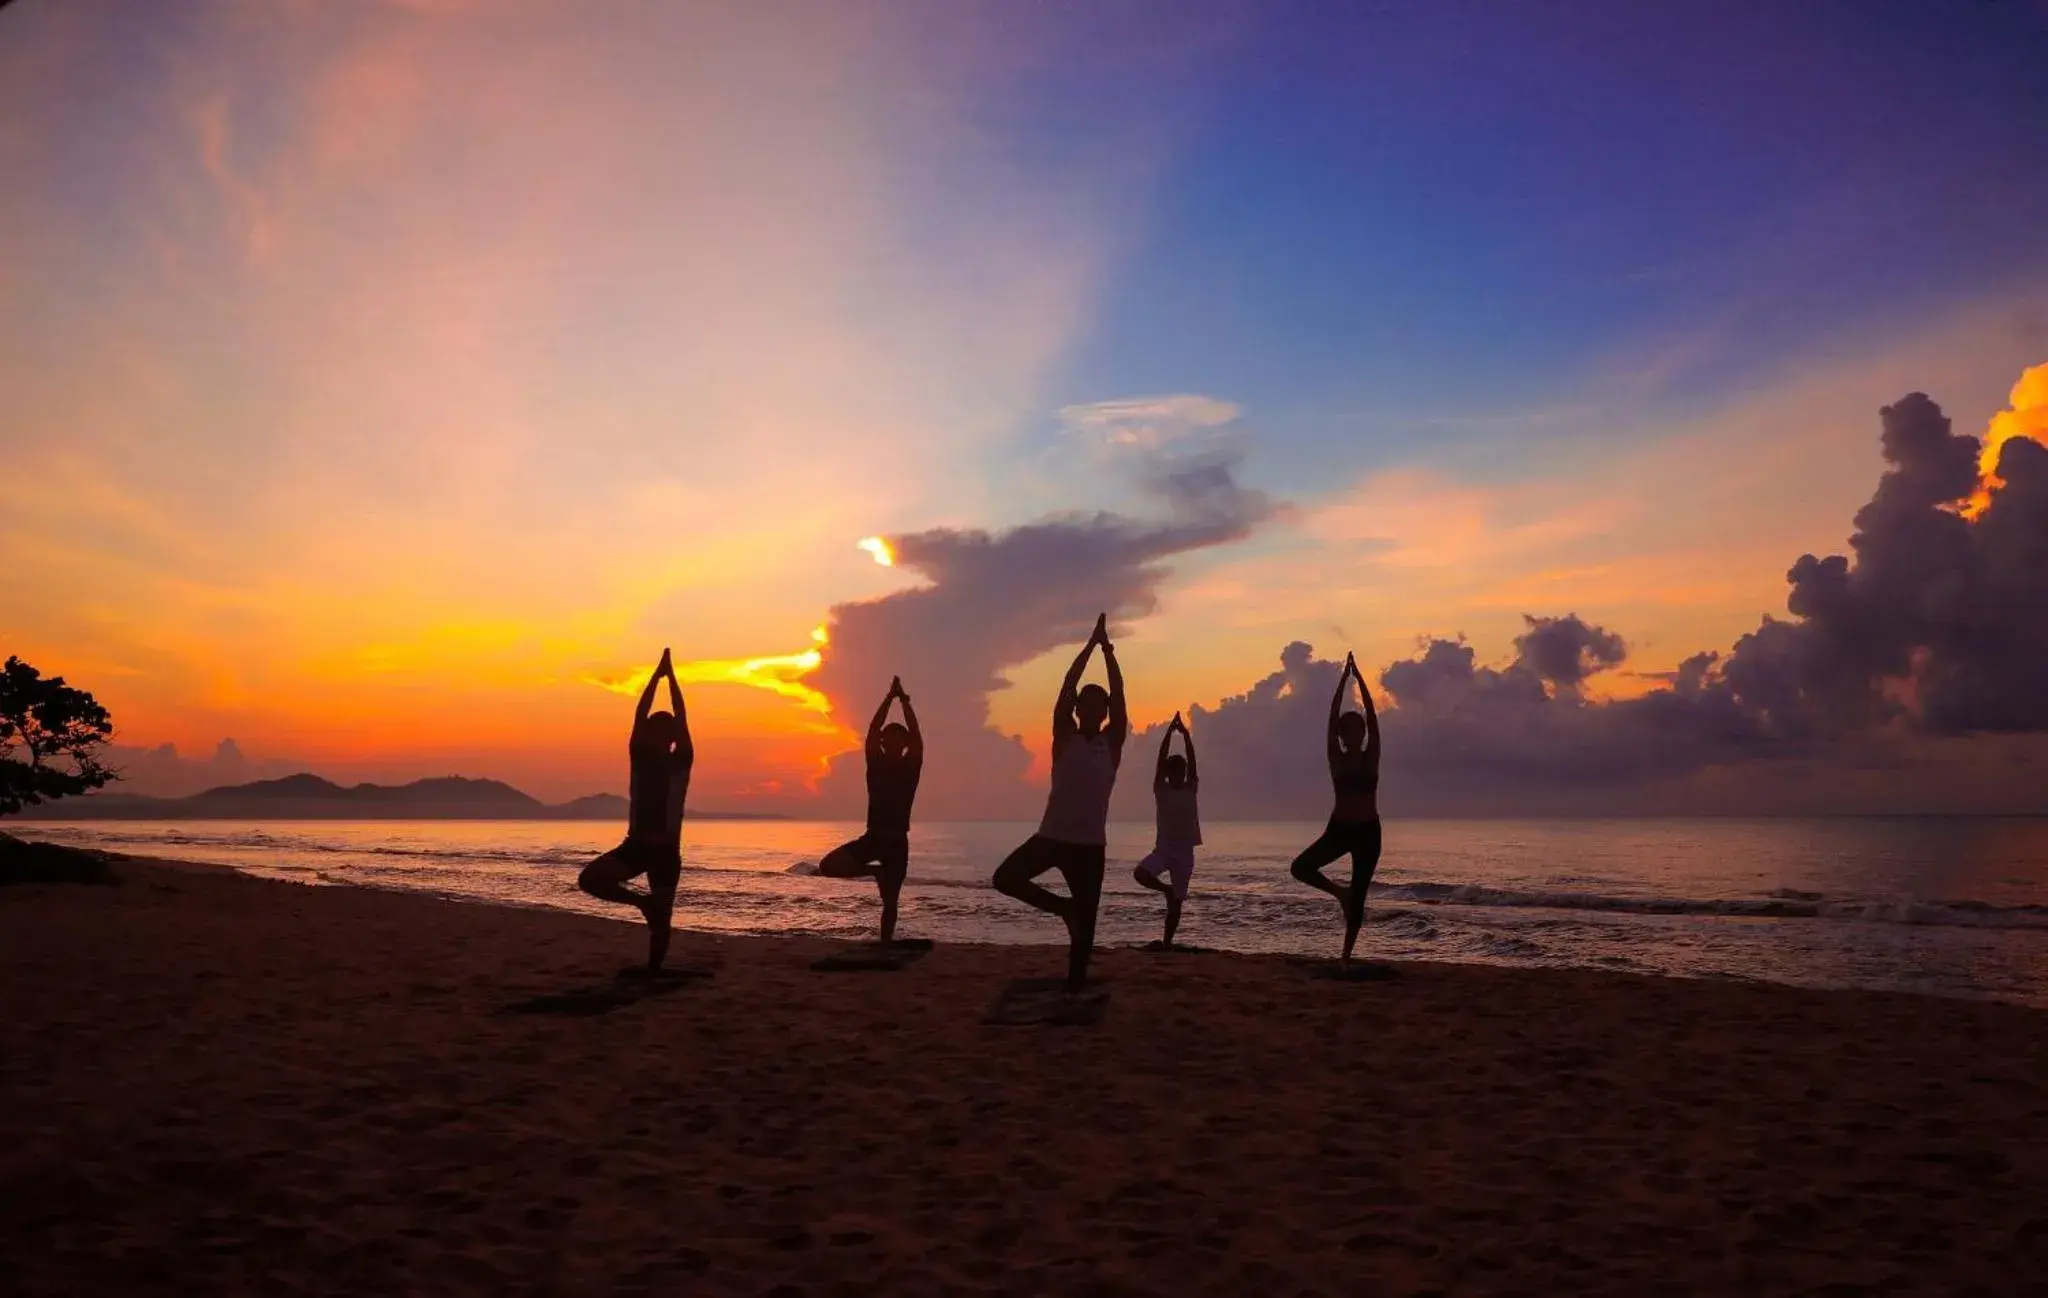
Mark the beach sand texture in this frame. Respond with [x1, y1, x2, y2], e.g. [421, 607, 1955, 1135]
[4, 857, 2045, 1296]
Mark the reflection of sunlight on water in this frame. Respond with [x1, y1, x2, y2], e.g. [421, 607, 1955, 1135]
[26, 817, 2048, 1005]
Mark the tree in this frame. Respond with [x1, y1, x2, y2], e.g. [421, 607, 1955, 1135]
[0, 656, 115, 816]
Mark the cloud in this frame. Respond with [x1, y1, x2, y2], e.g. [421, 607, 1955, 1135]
[805, 439, 1276, 818]
[1719, 367, 2048, 737]
[1058, 393, 1243, 451]
[1112, 368, 2048, 816]
[108, 737, 299, 799]
[0, 0, 1205, 798]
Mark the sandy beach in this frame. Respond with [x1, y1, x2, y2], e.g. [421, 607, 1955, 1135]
[4, 854, 2045, 1297]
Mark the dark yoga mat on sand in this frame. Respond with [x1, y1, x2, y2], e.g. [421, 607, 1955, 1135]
[809, 938, 935, 973]
[501, 967, 713, 1017]
[982, 977, 1108, 1027]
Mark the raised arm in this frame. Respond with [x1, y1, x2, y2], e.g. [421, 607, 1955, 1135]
[633, 648, 671, 737]
[1154, 716, 1176, 786]
[1327, 653, 1354, 766]
[1362, 668, 1380, 760]
[1102, 633, 1128, 750]
[670, 664, 693, 766]
[1181, 716, 1199, 785]
[863, 681, 896, 760]
[1052, 630, 1098, 751]
[899, 687, 924, 760]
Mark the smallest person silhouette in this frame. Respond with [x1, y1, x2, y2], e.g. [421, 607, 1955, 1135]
[1289, 651, 1381, 966]
[815, 676, 924, 942]
[578, 647, 693, 973]
[1132, 711, 1200, 948]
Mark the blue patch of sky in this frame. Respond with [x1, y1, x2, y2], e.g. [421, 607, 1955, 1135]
[1028, 0, 2048, 497]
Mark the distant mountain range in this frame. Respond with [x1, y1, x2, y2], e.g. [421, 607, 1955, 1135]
[12, 773, 784, 821]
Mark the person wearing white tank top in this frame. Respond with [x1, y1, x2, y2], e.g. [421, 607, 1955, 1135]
[1133, 712, 1201, 947]
[992, 614, 1129, 991]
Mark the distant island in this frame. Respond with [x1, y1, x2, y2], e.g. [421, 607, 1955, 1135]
[10, 773, 786, 822]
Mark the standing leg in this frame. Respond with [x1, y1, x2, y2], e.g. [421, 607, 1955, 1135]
[1056, 849, 1105, 991]
[993, 836, 1068, 920]
[1340, 822, 1383, 964]
[643, 860, 680, 972]
[1163, 848, 1193, 948]
[876, 834, 908, 944]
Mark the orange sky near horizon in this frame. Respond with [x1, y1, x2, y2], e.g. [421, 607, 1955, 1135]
[3, 2, 2046, 807]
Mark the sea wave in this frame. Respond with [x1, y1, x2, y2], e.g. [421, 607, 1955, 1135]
[1380, 881, 2048, 931]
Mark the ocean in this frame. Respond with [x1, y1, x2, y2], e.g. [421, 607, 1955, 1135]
[25, 817, 2048, 1007]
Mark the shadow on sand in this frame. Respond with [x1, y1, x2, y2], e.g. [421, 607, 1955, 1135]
[809, 937, 935, 972]
[500, 967, 713, 1017]
[1290, 957, 1400, 983]
[982, 977, 1108, 1027]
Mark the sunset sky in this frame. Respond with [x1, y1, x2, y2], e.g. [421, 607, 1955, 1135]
[4, 0, 2046, 813]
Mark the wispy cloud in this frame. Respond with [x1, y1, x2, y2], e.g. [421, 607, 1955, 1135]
[1059, 393, 1243, 451]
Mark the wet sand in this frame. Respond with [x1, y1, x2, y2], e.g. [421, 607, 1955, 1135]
[3, 854, 2045, 1297]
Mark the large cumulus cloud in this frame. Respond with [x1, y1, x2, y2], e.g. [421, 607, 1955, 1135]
[809, 445, 1275, 818]
[1118, 371, 2048, 817]
[1721, 382, 2048, 735]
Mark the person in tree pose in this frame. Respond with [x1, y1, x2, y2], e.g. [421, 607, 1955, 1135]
[578, 648, 693, 972]
[1132, 711, 1200, 948]
[814, 675, 924, 942]
[993, 614, 1128, 990]
[1289, 651, 1381, 964]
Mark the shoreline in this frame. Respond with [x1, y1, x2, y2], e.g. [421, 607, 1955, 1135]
[6, 852, 2048, 1295]
[28, 827, 2048, 1011]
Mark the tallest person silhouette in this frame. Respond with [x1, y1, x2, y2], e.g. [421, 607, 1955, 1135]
[993, 613, 1128, 990]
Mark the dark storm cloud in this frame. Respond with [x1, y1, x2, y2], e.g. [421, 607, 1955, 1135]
[1118, 627, 1763, 819]
[1116, 384, 2048, 816]
[1720, 390, 2048, 736]
[808, 448, 1276, 817]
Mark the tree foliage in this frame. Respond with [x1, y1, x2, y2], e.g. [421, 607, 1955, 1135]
[0, 656, 115, 816]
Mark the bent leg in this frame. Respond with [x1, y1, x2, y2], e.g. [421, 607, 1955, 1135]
[1341, 823, 1383, 963]
[1289, 825, 1351, 904]
[578, 843, 648, 908]
[993, 836, 1068, 920]
[1132, 850, 1170, 895]
[1056, 849, 1105, 990]
[819, 834, 882, 880]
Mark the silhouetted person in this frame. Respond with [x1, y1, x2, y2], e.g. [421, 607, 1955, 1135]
[1132, 711, 1200, 947]
[815, 675, 924, 942]
[578, 648, 693, 972]
[993, 613, 1128, 990]
[1290, 651, 1381, 964]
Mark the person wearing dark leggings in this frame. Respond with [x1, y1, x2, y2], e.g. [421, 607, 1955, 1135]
[993, 614, 1127, 991]
[578, 648, 693, 973]
[1290, 650, 1381, 964]
[814, 676, 923, 942]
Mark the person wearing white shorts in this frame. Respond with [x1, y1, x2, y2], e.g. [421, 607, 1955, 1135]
[1133, 711, 1200, 947]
